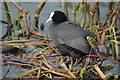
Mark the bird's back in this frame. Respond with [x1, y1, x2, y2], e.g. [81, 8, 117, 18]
[49, 21, 95, 58]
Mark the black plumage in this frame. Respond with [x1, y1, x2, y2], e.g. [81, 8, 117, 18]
[46, 11, 96, 58]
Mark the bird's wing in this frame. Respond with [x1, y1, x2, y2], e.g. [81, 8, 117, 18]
[57, 37, 91, 54]
[55, 22, 92, 54]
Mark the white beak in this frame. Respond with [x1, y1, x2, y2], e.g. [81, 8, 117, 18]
[46, 18, 52, 23]
[46, 11, 55, 23]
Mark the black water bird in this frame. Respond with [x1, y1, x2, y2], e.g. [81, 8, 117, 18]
[46, 11, 96, 58]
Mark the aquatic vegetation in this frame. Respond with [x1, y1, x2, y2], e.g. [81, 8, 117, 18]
[1, 0, 120, 79]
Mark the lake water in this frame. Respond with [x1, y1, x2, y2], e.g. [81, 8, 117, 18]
[1, 2, 119, 78]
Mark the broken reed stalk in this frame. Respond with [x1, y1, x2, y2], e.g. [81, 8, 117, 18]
[22, 13, 29, 35]
[42, 60, 67, 74]
[42, 74, 52, 79]
[25, 54, 61, 59]
[26, 53, 120, 64]
[3, 0, 13, 28]
[61, 0, 69, 20]
[11, 28, 26, 37]
[2, 0, 13, 40]
[9, 0, 28, 13]
[7, 61, 30, 66]
[110, 3, 119, 59]
[0, 39, 39, 45]
[3, 63, 12, 78]
[61, 63, 76, 78]
[94, 65, 106, 79]
[85, 55, 120, 64]
[78, 2, 82, 18]
[90, 2, 100, 24]
[87, 2, 95, 29]
[112, 40, 120, 44]
[72, 2, 76, 21]
[81, 2, 87, 28]
[42, 60, 54, 70]
[29, 29, 45, 37]
[34, 0, 47, 31]
[40, 67, 71, 78]
[0, 20, 8, 24]
[103, 2, 113, 26]
[9, 0, 30, 36]
[72, 3, 81, 22]
[25, 43, 59, 54]
[16, 15, 23, 29]
[95, 2, 100, 25]
[16, 2, 23, 29]
[37, 69, 41, 78]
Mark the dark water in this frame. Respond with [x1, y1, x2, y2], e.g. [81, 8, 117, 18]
[1, 2, 119, 78]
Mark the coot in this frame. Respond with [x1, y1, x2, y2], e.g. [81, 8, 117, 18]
[46, 11, 96, 58]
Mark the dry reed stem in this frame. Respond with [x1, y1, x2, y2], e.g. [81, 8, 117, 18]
[25, 43, 59, 54]
[22, 13, 29, 35]
[100, 31, 106, 45]
[72, 3, 80, 21]
[11, 28, 26, 37]
[95, 2, 100, 24]
[42, 74, 52, 79]
[29, 29, 45, 36]
[94, 65, 106, 79]
[42, 60, 54, 70]
[61, 0, 69, 20]
[85, 55, 120, 64]
[34, 0, 47, 30]
[25, 54, 61, 59]
[2, 1, 13, 39]
[7, 61, 30, 66]
[103, 2, 113, 26]
[40, 67, 71, 78]
[37, 69, 41, 78]
[110, 8, 119, 28]
[112, 40, 120, 44]
[42, 61, 67, 74]
[72, 3, 80, 11]
[99, 26, 115, 33]
[81, 2, 87, 27]
[61, 63, 76, 78]
[10, 0, 30, 35]
[0, 39, 39, 45]
[0, 20, 8, 24]
[9, 0, 28, 13]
